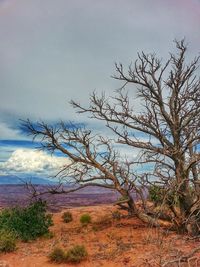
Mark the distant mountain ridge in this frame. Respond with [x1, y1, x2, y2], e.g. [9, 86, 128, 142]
[0, 175, 56, 185]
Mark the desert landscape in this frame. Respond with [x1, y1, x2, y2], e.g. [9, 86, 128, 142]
[1, 200, 200, 267]
[1, 1, 200, 267]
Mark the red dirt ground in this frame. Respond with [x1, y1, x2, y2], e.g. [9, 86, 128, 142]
[0, 205, 200, 267]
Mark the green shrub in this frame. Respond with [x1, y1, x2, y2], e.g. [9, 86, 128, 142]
[148, 185, 164, 206]
[49, 247, 66, 263]
[80, 214, 91, 225]
[66, 245, 87, 263]
[62, 211, 73, 223]
[0, 229, 16, 253]
[0, 200, 53, 241]
[149, 185, 179, 207]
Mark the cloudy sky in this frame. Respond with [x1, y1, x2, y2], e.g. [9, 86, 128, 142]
[0, 0, 200, 179]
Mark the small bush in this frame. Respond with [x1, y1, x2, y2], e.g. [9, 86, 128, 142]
[149, 185, 179, 207]
[93, 215, 112, 231]
[0, 230, 16, 253]
[49, 247, 66, 263]
[112, 210, 121, 220]
[62, 211, 73, 223]
[49, 245, 87, 264]
[148, 185, 164, 206]
[80, 214, 91, 225]
[0, 200, 53, 241]
[66, 245, 87, 263]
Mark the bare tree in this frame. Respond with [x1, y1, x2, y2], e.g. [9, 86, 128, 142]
[71, 40, 200, 234]
[23, 40, 200, 235]
[22, 121, 146, 213]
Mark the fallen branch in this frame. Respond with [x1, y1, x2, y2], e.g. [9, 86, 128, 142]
[162, 245, 200, 266]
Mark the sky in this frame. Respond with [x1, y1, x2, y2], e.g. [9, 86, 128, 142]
[0, 0, 200, 179]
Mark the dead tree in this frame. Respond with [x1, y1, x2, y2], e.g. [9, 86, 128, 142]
[22, 120, 149, 216]
[71, 40, 200, 235]
[23, 40, 200, 235]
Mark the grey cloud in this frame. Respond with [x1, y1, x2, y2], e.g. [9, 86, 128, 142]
[0, 0, 199, 122]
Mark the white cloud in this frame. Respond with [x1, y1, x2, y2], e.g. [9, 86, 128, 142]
[0, 149, 70, 176]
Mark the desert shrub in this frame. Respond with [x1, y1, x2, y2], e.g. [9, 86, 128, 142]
[49, 247, 66, 263]
[0, 200, 53, 241]
[49, 245, 87, 264]
[148, 185, 164, 206]
[92, 215, 112, 231]
[0, 229, 17, 253]
[112, 210, 121, 220]
[66, 245, 87, 263]
[80, 214, 91, 225]
[149, 185, 179, 208]
[62, 211, 73, 223]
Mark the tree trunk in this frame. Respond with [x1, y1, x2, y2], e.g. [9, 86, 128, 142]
[175, 159, 198, 235]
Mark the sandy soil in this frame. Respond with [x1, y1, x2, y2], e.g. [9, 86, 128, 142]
[0, 205, 200, 267]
